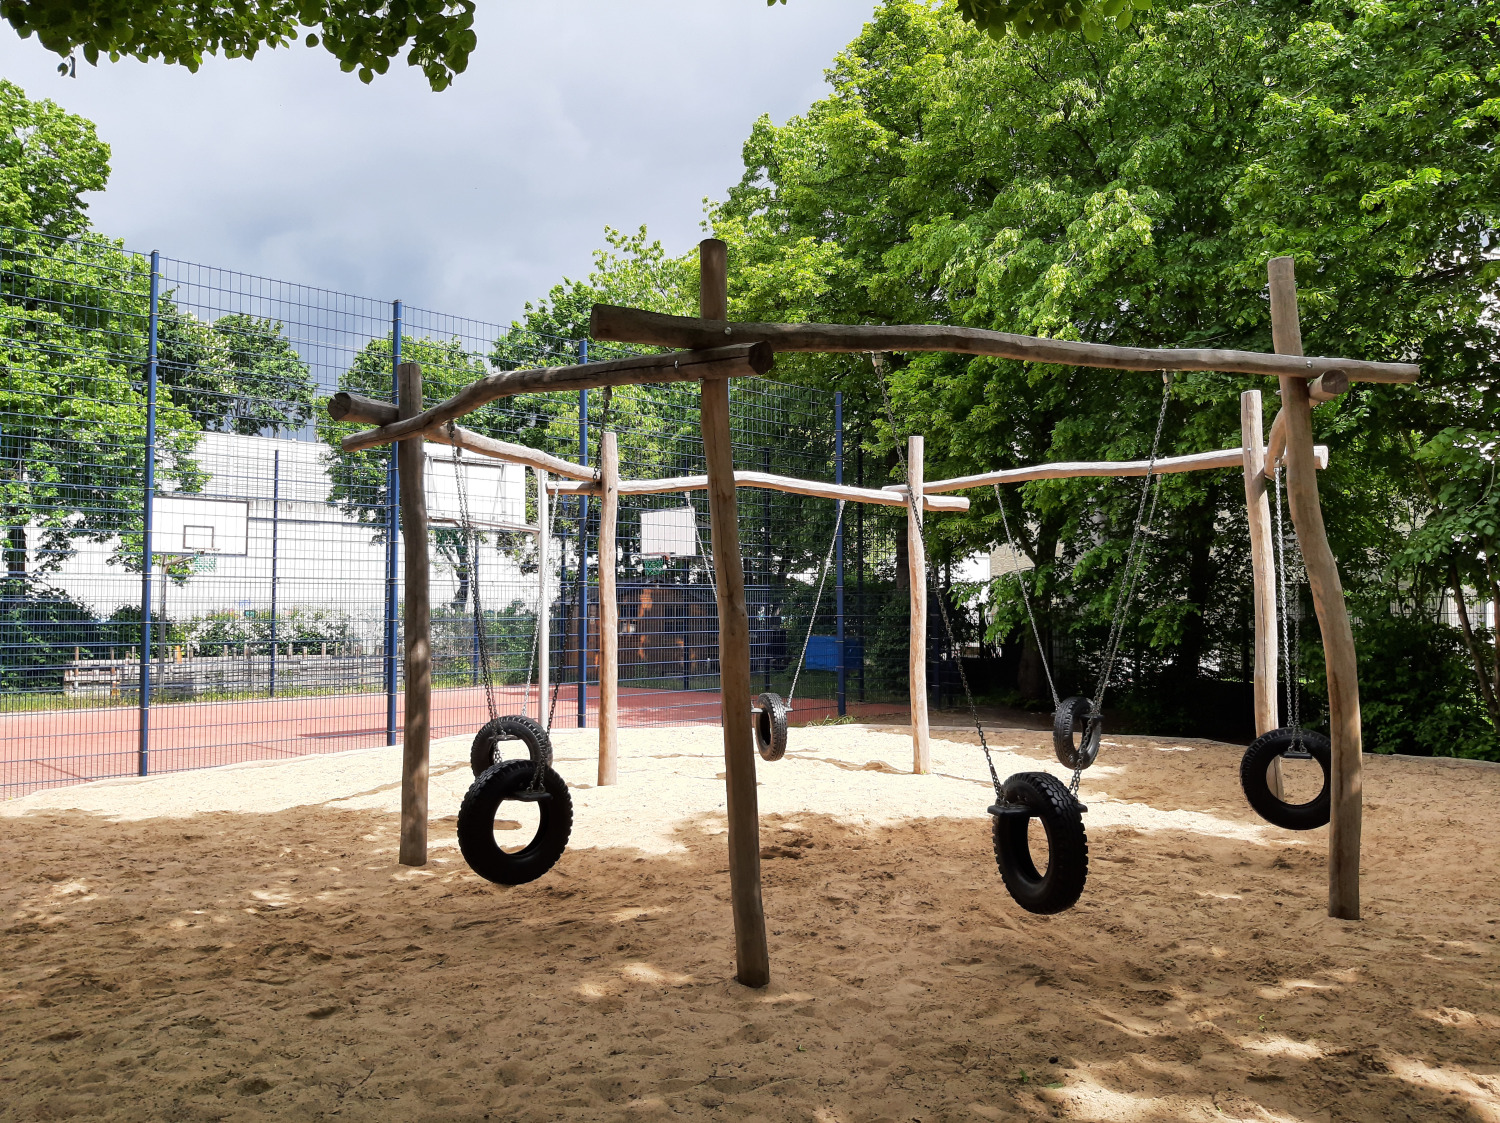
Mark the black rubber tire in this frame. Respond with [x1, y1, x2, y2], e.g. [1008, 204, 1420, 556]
[470, 714, 553, 778]
[457, 760, 573, 885]
[1240, 727, 1331, 830]
[754, 692, 789, 761]
[1053, 695, 1102, 770]
[991, 771, 1089, 914]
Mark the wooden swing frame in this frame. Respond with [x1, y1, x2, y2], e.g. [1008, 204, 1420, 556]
[331, 243, 1416, 988]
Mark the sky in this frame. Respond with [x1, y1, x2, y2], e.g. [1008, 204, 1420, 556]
[0, 2, 877, 325]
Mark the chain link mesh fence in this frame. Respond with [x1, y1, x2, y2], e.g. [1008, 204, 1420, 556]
[1, 226, 920, 798]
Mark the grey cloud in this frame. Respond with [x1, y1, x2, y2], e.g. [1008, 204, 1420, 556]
[0, 1, 875, 320]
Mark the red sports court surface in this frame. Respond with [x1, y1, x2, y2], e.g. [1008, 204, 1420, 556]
[1, 686, 906, 797]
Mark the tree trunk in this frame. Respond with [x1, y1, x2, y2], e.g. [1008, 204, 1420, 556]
[1449, 558, 1500, 726]
[1017, 634, 1048, 701]
[6, 526, 26, 580]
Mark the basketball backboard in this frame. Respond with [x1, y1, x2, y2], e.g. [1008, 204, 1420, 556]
[154, 496, 250, 555]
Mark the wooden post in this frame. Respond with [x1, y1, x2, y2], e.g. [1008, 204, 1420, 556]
[598, 432, 620, 785]
[1268, 257, 1362, 920]
[535, 467, 550, 730]
[396, 361, 431, 868]
[1240, 390, 1283, 799]
[907, 434, 931, 774]
[698, 237, 770, 988]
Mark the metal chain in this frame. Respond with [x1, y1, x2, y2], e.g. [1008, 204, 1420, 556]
[1089, 375, 1172, 715]
[1273, 465, 1307, 751]
[788, 500, 846, 707]
[450, 427, 499, 724]
[872, 352, 1003, 799]
[520, 470, 555, 723]
[592, 386, 614, 484]
[993, 484, 1060, 707]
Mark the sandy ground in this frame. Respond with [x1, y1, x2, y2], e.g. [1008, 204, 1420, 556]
[2, 721, 1498, 1122]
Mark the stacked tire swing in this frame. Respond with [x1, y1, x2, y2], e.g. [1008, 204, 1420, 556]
[448, 445, 574, 886]
[1239, 460, 1332, 831]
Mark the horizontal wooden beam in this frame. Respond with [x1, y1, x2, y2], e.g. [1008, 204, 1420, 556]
[336, 343, 775, 453]
[327, 392, 399, 426]
[426, 513, 540, 535]
[914, 444, 1328, 495]
[548, 469, 970, 511]
[590, 305, 1418, 384]
[426, 423, 594, 481]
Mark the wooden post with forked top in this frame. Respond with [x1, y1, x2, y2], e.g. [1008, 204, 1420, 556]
[1268, 256, 1362, 920]
[1240, 390, 1283, 799]
[597, 431, 620, 785]
[697, 239, 770, 987]
[396, 361, 431, 868]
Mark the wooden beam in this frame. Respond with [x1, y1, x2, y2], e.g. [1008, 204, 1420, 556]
[548, 470, 970, 511]
[338, 343, 775, 453]
[908, 435, 930, 775]
[917, 445, 1328, 495]
[534, 467, 550, 730]
[1269, 257, 1362, 921]
[1264, 409, 1287, 478]
[428, 423, 595, 481]
[590, 304, 1420, 384]
[1241, 390, 1284, 800]
[396, 361, 431, 869]
[327, 391, 398, 426]
[698, 238, 770, 989]
[598, 432, 619, 787]
[1309, 368, 1350, 403]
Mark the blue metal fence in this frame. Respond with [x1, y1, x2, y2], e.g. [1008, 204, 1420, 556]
[0, 225, 911, 798]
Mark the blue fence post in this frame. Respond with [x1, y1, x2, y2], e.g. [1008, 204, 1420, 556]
[834, 391, 846, 717]
[385, 301, 402, 745]
[269, 449, 280, 697]
[576, 340, 590, 727]
[137, 250, 160, 777]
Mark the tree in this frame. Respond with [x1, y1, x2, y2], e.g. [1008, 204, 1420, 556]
[0, 78, 108, 238]
[1, 0, 477, 90]
[2, 82, 206, 581]
[715, 0, 1498, 749]
[156, 309, 317, 437]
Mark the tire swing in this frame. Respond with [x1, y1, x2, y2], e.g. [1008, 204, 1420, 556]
[863, 355, 1088, 915]
[752, 500, 846, 762]
[457, 758, 573, 885]
[985, 374, 1174, 911]
[1239, 463, 1331, 830]
[449, 433, 555, 781]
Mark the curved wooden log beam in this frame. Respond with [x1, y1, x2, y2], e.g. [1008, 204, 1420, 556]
[547, 470, 969, 511]
[913, 445, 1328, 495]
[590, 305, 1418, 384]
[1264, 410, 1288, 479]
[335, 343, 775, 453]
[425, 422, 594, 481]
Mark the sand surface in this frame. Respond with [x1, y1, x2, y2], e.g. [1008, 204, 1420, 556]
[2, 721, 1498, 1121]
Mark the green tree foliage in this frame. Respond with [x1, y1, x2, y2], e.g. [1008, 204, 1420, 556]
[1, 230, 204, 581]
[2, 81, 316, 583]
[1, 0, 477, 90]
[492, 226, 698, 366]
[0, 78, 107, 238]
[716, 0, 1498, 751]
[157, 309, 317, 436]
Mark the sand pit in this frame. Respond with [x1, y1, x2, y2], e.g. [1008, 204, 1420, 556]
[3, 721, 1499, 1121]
